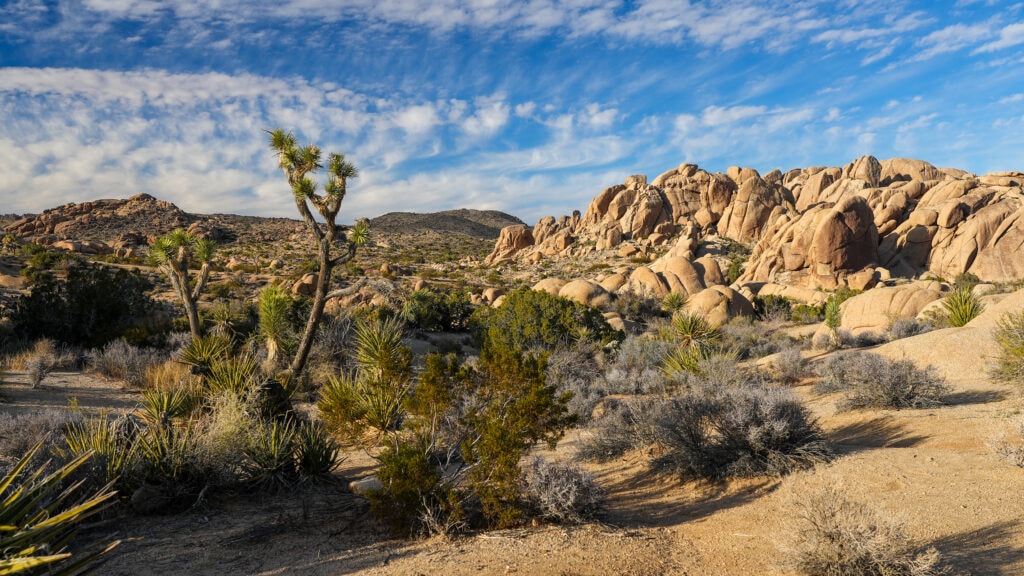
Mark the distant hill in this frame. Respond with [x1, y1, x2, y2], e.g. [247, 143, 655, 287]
[369, 209, 524, 239]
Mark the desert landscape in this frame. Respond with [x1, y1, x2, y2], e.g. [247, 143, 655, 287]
[3, 152, 1024, 575]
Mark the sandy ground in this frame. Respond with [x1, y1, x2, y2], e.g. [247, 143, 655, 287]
[3, 328, 1024, 576]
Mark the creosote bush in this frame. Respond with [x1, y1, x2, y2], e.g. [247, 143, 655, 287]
[815, 352, 949, 411]
[786, 480, 945, 576]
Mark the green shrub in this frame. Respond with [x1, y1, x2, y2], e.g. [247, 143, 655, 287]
[941, 286, 984, 327]
[471, 288, 620, 354]
[815, 352, 949, 410]
[368, 437, 463, 537]
[176, 333, 232, 375]
[753, 295, 792, 322]
[62, 414, 138, 491]
[461, 346, 575, 528]
[0, 442, 120, 575]
[401, 288, 473, 332]
[993, 310, 1024, 384]
[12, 262, 160, 348]
[953, 271, 981, 292]
[791, 303, 824, 324]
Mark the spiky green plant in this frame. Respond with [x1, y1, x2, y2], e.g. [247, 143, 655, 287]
[0, 442, 120, 575]
[243, 419, 298, 491]
[206, 354, 259, 395]
[62, 415, 137, 488]
[670, 311, 719, 351]
[824, 296, 842, 347]
[942, 286, 984, 327]
[140, 388, 198, 428]
[296, 422, 343, 478]
[353, 316, 411, 382]
[661, 345, 713, 378]
[177, 333, 231, 375]
[318, 373, 408, 441]
[661, 292, 687, 315]
[135, 424, 203, 493]
[258, 285, 293, 371]
[993, 310, 1024, 384]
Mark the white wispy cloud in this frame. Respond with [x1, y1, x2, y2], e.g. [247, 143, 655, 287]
[975, 21, 1024, 52]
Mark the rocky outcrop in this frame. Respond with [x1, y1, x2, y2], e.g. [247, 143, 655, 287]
[834, 281, 946, 338]
[485, 224, 535, 265]
[685, 285, 754, 327]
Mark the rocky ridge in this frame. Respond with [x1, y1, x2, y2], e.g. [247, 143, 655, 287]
[486, 156, 1024, 316]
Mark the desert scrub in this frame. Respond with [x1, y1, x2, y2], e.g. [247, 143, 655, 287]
[992, 310, 1024, 384]
[887, 317, 932, 341]
[545, 340, 607, 422]
[603, 335, 673, 395]
[786, 480, 945, 576]
[815, 352, 949, 410]
[367, 436, 464, 537]
[580, 382, 829, 480]
[772, 345, 808, 384]
[523, 456, 602, 523]
[88, 339, 165, 389]
[0, 409, 78, 470]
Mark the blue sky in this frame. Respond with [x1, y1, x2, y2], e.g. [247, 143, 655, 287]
[1, 1, 1023, 224]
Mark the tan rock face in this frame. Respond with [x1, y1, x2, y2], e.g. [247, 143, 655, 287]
[558, 279, 612, 308]
[837, 281, 945, 338]
[484, 224, 534, 265]
[810, 196, 879, 273]
[685, 285, 754, 327]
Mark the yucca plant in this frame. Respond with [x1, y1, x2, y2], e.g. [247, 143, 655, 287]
[662, 345, 713, 378]
[824, 296, 842, 347]
[318, 373, 408, 441]
[258, 285, 294, 372]
[206, 354, 259, 395]
[993, 310, 1024, 384]
[353, 316, 411, 383]
[243, 419, 298, 491]
[140, 388, 199, 428]
[177, 333, 232, 375]
[670, 311, 719, 351]
[296, 422, 344, 479]
[0, 442, 120, 575]
[135, 424, 204, 505]
[62, 415, 137, 489]
[942, 285, 984, 327]
[661, 292, 687, 315]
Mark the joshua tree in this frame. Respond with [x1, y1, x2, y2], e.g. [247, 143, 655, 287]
[150, 228, 215, 340]
[268, 129, 368, 376]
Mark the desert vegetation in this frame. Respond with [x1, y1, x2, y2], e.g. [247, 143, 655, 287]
[3, 152, 1024, 574]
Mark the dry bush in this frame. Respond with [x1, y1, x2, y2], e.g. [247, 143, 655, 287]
[89, 339, 165, 388]
[772, 345, 808, 384]
[576, 397, 660, 462]
[602, 335, 673, 395]
[546, 340, 607, 422]
[523, 456, 602, 523]
[991, 416, 1024, 467]
[815, 352, 949, 411]
[0, 409, 79, 469]
[144, 360, 199, 392]
[887, 317, 932, 341]
[786, 480, 946, 576]
[650, 384, 830, 480]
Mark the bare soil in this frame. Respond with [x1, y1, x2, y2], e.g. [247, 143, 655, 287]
[2, 339, 1024, 575]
